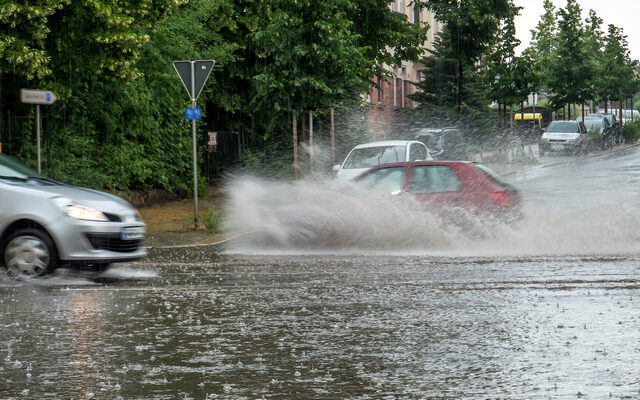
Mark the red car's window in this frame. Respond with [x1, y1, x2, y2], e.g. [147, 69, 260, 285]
[358, 166, 405, 194]
[473, 164, 516, 191]
[407, 165, 462, 194]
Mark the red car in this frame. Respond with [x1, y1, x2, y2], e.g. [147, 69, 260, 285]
[354, 161, 522, 221]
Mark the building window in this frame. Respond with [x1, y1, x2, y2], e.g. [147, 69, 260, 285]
[414, 7, 420, 23]
[377, 77, 382, 104]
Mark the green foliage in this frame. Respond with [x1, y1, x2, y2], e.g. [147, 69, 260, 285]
[549, 0, 595, 110]
[201, 205, 225, 231]
[622, 120, 640, 143]
[524, 0, 557, 92]
[181, 205, 224, 231]
[0, 0, 69, 79]
[415, 0, 516, 112]
[587, 127, 602, 150]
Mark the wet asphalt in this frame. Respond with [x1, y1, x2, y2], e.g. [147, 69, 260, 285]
[2, 146, 640, 399]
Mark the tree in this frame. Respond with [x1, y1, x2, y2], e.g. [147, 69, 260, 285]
[523, 0, 557, 95]
[414, 0, 514, 114]
[600, 24, 639, 112]
[0, 0, 69, 79]
[548, 0, 595, 115]
[483, 5, 531, 111]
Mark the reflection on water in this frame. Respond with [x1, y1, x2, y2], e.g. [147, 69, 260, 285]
[1, 256, 640, 398]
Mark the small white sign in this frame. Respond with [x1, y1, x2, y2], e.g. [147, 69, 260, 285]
[20, 89, 57, 105]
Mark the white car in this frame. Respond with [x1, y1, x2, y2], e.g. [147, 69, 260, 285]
[333, 140, 432, 180]
[0, 154, 146, 276]
[539, 120, 589, 156]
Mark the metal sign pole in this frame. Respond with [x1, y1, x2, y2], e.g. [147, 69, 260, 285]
[36, 104, 41, 173]
[190, 61, 198, 228]
[20, 89, 56, 173]
[173, 59, 214, 229]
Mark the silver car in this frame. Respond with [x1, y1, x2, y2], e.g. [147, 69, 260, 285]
[0, 154, 146, 276]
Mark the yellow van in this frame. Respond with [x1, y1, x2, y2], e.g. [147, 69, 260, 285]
[514, 113, 542, 128]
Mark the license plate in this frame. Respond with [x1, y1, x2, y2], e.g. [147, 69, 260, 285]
[121, 227, 145, 240]
[551, 144, 565, 150]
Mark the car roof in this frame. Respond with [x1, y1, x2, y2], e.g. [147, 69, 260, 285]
[366, 160, 474, 168]
[352, 140, 424, 149]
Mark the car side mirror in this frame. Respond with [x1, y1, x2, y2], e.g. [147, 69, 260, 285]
[332, 164, 341, 172]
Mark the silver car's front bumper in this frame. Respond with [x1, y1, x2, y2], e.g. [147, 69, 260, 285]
[47, 217, 146, 264]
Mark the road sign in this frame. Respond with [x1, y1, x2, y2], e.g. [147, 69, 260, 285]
[173, 60, 215, 101]
[208, 131, 217, 147]
[20, 89, 57, 105]
[185, 107, 201, 120]
[173, 59, 215, 228]
[21, 88, 57, 173]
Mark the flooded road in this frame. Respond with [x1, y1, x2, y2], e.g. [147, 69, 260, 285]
[2, 256, 640, 399]
[2, 147, 640, 399]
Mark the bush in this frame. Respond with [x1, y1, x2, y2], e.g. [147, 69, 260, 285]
[622, 120, 640, 143]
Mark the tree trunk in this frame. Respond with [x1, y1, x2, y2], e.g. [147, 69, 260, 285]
[292, 110, 298, 180]
[620, 100, 623, 127]
[457, 58, 463, 117]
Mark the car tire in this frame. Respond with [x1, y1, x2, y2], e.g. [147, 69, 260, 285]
[2, 228, 57, 277]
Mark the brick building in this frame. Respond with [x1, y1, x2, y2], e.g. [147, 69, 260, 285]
[366, 1, 440, 139]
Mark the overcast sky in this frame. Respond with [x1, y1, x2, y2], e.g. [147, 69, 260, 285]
[514, 0, 640, 60]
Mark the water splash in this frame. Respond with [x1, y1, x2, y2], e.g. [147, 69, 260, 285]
[223, 173, 640, 256]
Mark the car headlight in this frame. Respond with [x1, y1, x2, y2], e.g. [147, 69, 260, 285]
[50, 197, 109, 221]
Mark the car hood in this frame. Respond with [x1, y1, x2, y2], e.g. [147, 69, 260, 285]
[542, 132, 581, 141]
[11, 181, 135, 213]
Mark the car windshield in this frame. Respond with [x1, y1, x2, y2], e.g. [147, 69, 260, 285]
[343, 145, 406, 169]
[583, 119, 603, 130]
[546, 121, 580, 133]
[0, 154, 42, 179]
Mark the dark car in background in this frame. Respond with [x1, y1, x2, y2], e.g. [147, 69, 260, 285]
[403, 127, 467, 160]
[0, 154, 146, 276]
[354, 161, 521, 221]
[578, 116, 616, 148]
[587, 112, 623, 147]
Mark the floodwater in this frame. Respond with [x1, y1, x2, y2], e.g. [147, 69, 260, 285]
[2, 147, 640, 399]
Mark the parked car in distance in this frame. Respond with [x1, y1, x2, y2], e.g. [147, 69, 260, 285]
[403, 127, 466, 160]
[588, 112, 623, 146]
[539, 120, 588, 156]
[333, 140, 432, 180]
[603, 108, 640, 124]
[576, 116, 619, 149]
[0, 154, 146, 276]
[353, 161, 521, 221]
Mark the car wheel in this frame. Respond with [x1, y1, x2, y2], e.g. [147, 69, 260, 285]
[2, 228, 57, 277]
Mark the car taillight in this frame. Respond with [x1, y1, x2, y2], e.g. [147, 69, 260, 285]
[492, 192, 512, 207]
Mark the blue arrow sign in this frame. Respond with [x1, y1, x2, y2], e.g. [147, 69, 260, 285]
[185, 107, 201, 120]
